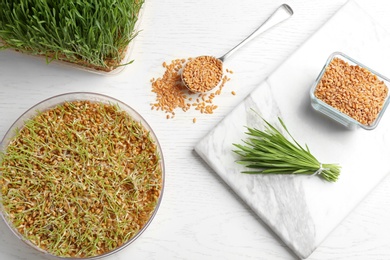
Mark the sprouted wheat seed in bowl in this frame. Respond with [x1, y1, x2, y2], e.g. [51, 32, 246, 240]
[0, 101, 163, 258]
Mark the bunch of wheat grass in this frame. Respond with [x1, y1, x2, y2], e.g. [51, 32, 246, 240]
[233, 117, 341, 182]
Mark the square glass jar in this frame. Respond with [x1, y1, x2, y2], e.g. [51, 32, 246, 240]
[310, 52, 390, 130]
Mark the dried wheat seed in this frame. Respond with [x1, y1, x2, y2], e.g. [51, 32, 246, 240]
[182, 56, 223, 93]
[315, 57, 388, 125]
[150, 57, 233, 121]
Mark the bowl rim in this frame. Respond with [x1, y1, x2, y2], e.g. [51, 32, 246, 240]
[0, 92, 165, 259]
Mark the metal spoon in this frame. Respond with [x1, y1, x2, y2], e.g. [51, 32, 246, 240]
[182, 4, 294, 93]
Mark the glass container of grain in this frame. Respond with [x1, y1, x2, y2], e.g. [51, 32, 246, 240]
[310, 52, 390, 130]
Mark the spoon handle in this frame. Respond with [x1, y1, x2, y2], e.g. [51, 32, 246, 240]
[219, 4, 293, 62]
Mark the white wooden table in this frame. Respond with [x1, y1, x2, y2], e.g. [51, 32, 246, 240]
[1, 1, 389, 259]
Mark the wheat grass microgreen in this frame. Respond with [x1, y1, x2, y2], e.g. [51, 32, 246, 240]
[233, 116, 341, 182]
[0, 0, 144, 71]
[0, 101, 162, 257]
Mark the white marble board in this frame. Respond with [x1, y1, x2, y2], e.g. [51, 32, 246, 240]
[194, 1, 390, 259]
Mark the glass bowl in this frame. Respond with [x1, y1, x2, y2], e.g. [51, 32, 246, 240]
[310, 52, 390, 130]
[0, 92, 164, 259]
